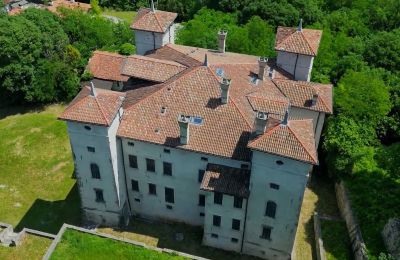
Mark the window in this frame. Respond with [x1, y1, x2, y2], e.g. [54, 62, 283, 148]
[163, 162, 172, 176]
[90, 163, 100, 179]
[241, 164, 249, 169]
[200, 212, 205, 217]
[231, 238, 239, 243]
[87, 146, 95, 153]
[166, 205, 173, 210]
[131, 180, 139, 191]
[214, 192, 223, 205]
[261, 226, 272, 240]
[165, 187, 174, 203]
[270, 183, 280, 190]
[201, 157, 208, 161]
[232, 219, 240, 231]
[84, 125, 91, 130]
[95, 189, 104, 202]
[234, 196, 243, 209]
[211, 233, 218, 238]
[129, 155, 138, 169]
[198, 194, 205, 207]
[148, 183, 156, 195]
[265, 201, 277, 218]
[134, 198, 140, 202]
[276, 160, 284, 165]
[213, 215, 221, 227]
[164, 148, 170, 154]
[146, 158, 155, 172]
[198, 170, 205, 183]
[128, 141, 135, 146]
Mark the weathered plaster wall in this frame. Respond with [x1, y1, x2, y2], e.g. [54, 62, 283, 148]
[276, 51, 314, 82]
[134, 25, 174, 55]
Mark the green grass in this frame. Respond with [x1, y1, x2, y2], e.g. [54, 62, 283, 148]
[102, 9, 136, 24]
[50, 229, 188, 260]
[321, 220, 352, 260]
[0, 234, 52, 260]
[0, 105, 80, 234]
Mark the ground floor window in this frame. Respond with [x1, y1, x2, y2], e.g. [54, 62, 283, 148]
[165, 187, 174, 203]
[261, 226, 272, 240]
[94, 189, 104, 203]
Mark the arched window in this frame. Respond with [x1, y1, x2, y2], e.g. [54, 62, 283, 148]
[91, 163, 100, 179]
[265, 201, 277, 218]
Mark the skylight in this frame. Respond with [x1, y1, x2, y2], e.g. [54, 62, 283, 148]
[190, 116, 204, 125]
[215, 68, 224, 77]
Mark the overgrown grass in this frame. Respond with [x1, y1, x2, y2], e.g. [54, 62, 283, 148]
[0, 234, 52, 260]
[321, 220, 352, 260]
[50, 229, 188, 259]
[0, 105, 80, 234]
[102, 9, 136, 24]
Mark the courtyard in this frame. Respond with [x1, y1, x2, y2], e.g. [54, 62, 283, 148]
[0, 105, 345, 259]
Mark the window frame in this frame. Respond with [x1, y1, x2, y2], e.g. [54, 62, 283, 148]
[87, 146, 95, 153]
[163, 162, 172, 176]
[260, 226, 272, 240]
[90, 163, 100, 179]
[94, 189, 104, 203]
[198, 194, 205, 207]
[233, 196, 243, 209]
[148, 183, 157, 195]
[232, 219, 241, 231]
[129, 155, 138, 169]
[165, 187, 174, 203]
[270, 183, 280, 190]
[131, 180, 139, 192]
[213, 215, 221, 227]
[265, 201, 277, 218]
[198, 170, 205, 183]
[146, 158, 155, 172]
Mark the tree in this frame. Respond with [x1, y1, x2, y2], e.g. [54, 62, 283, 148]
[335, 70, 391, 124]
[90, 0, 101, 15]
[119, 43, 135, 55]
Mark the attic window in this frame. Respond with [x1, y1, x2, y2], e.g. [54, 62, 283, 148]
[84, 125, 91, 131]
[161, 107, 167, 114]
[276, 160, 284, 165]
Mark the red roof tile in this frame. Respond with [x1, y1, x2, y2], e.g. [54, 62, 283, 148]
[121, 55, 187, 82]
[87, 51, 129, 82]
[275, 27, 322, 56]
[200, 163, 251, 198]
[59, 86, 125, 126]
[248, 119, 318, 164]
[131, 8, 177, 33]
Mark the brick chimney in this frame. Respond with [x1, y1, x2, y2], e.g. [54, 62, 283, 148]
[255, 111, 268, 135]
[178, 114, 190, 144]
[258, 57, 268, 80]
[220, 78, 231, 104]
[218, 30, 228, 53]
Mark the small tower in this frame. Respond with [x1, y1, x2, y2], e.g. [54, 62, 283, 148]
[275, 19, 322, 81]
[130, 1, 178, 55]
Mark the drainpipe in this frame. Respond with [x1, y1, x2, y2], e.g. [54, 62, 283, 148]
[152, 32, 156, 51]
[240, 196, 250, 253]
[119, 138, 133, 219]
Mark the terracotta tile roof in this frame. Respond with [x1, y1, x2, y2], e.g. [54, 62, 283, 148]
[118, 66, 253, 161]
[59, 86, 125, 126]
[146, 45, 202, 67]
[248, 119, 318, 164]
[47, 0, 91, 13]
[275, 27, 322, 56]
[200, 163, 251, 198]
[87, 51, 129, 82]
[273, 79, 333, 113]
[123, 84, 164, 109]
[131, 8, 177, 33]
[121, 55, 187, 82]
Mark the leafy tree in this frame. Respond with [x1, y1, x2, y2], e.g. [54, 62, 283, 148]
[335, 70, 392, 124]
[90, 0, 102, 15]
[119, 43, 136, 55]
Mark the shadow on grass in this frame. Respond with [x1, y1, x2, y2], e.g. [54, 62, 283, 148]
[106, 218, 259, 260]
[15, 184, 81, 234]
[0, 105, 46, 120]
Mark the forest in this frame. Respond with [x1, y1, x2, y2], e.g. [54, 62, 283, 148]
[0, 0, 399, 258]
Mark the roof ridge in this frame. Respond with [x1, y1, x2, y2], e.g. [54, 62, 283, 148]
[276, 28, 296, 49]
[153, 12, 165, 32]
[60, 90, 89, 117]
[298, 31, 316, 56]
[246, 94, 289, 104]
[93, 95, 110, 125]
[287, 123, 317, 164]
[133, 55, 186, 68]
[248, 124, 281, 147]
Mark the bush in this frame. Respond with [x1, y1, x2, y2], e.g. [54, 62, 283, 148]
[119, 43, 136, 55]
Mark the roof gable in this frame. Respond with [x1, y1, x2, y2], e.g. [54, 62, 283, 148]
[275, 27, 322, 56]
[131, 8, 177, 33]
[87, 51, 129, 82]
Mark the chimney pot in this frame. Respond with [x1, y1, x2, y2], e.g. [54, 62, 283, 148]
[220, 78, 231, 104]
[255, 111, 268, 135]
[178, 114, 190, 144]
[258, 57, 269, 80]
[218, 30, 228, 53]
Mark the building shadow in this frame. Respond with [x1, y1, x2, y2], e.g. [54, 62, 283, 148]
[0, 105, 46, 120]
[15, 184, 81, 234]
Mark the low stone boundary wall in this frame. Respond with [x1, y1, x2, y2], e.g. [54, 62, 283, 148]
[0, 222, 55, 247]
[43, 223, 209, 260]
[335, 181, 368, 260]
[313, 212, 327, 260]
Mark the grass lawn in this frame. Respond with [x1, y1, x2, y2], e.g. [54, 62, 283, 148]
[0, 234, 52, 260]
[0, 105, 80, 234]
[293, 172, 342, 260]
[102, 9, 136, 24]
[99, 219, 258, 260]
[321, 220, 352, 260]
[50, 229, 187, 260]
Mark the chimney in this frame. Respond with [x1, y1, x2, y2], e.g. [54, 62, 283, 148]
[203, 53, 208, 67]
[177, 114, 190, 144]
[281, 110, 289, 126]
[258, 57, 268, 80]
[311, 93, 318, 106]
[255, 111, 268, 135]
[220, 78, 231, 104]
[298, 18, 303, 32]
[218, 30, 228, 53]
[90, 81, 97, 97]
[150, 0, 155, 12]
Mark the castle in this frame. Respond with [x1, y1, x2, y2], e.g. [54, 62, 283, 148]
[59, 5, 332, 260]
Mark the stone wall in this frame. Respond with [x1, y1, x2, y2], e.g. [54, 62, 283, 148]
[382, 218, 400, 259]
[335, 181, 368, 260]
[313, 213, 327, 260]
